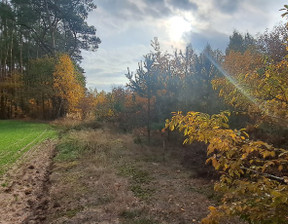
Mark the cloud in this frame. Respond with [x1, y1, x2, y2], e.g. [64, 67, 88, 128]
[95, 0, 142, 19]
[82, 0, 287, 91]
[95, 0, 172, 21]
[82, 42, 151, 91]
[184, 29, 229, 52]
[86, 82, 123, 92]
[168, 0, 198, 11]
[85, 69, 128, 92]
[214, 0, 241, 13]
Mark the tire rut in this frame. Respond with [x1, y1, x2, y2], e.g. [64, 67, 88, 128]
[0, 140, 56, 224]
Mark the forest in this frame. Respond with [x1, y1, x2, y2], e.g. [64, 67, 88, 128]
[0, 0, 288, 224]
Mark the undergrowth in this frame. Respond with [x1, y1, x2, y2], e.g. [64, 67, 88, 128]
[120, 209, 160, 224]
[54, 137, 87, 161]
[119, 164, 154, 200]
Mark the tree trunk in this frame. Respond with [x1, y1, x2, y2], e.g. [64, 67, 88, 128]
[44, 0, 56, 55]
[19, 36, 23, 73]
[42, 93, 45, 119]
[57, 98, 64, 118]
[0, 94, 5, 119]
[147, 94, 151, 145]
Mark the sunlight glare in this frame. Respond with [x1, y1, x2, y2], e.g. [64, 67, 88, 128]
[168, 16, 192, 42]
[204, 53, 286, 123]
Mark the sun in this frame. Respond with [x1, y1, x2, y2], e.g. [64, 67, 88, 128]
[168, 16, 192, 42]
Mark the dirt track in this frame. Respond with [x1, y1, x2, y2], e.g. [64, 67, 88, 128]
[0, 140, 56, 224]
[0, 128, 245, 224]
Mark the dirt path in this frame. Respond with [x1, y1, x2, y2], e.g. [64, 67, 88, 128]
[0, 140, 56, 224]
[0, 128, 244, 224]
[43, 128, 237, 224]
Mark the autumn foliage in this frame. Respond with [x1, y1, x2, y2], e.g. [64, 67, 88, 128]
[166, 111, 288, 223]
[163, 29, 288, 222]
[53, 54, 85, 116]
[212, 50, 288, 126]
[90, 87, 155, 132]
[0, 2, 287, 223]
[5, 54, 86, 119]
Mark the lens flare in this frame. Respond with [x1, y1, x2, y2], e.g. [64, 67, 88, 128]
[204, 53, 258, 105]
[204, 53, 287, 125]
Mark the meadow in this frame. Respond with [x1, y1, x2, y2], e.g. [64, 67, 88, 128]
[0, 120, 56, 175]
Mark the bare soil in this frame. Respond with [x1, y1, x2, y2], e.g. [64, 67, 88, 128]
[0, 139, 56, 224]
[0, 127, 245, 224]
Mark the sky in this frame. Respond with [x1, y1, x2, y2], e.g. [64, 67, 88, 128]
[81, 0, 287, 92]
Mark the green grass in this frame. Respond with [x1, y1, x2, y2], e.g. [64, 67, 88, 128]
[0, 120, 57, 175]
[119, 164, 154, 200]
[119, 164, 152, 184]
[54, 136, 87, 161]
[120, 209, 160, 224]
[188, 185, 222, 204]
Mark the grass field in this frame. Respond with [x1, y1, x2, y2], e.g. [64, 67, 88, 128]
[0, 120, 57, 176]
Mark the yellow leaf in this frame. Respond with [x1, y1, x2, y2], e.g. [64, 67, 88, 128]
[241, 153, 248, 160]
[212, 158, 220, 169]
[208, 206, 217, 212]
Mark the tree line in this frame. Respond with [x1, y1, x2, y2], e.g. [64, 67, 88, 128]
[92, 23, 287, 145]
[90, 18, 288, 224]
[0, 0, 100, 119]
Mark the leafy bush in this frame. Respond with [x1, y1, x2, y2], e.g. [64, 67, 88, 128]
[166, 111, 288, 224]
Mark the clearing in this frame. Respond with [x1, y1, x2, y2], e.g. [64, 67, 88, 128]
[0, 123, 244, 224]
